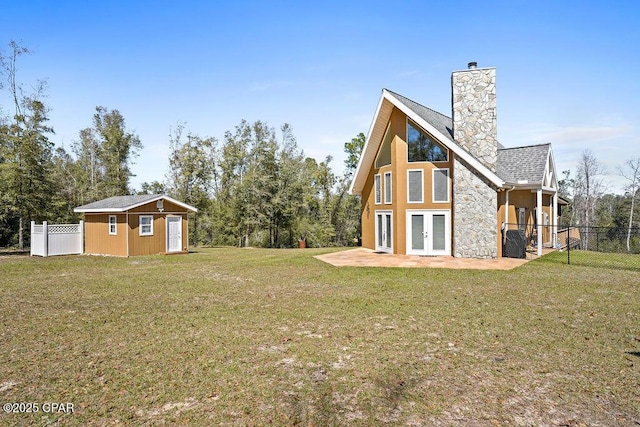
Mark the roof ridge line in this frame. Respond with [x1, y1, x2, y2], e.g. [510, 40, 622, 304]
[384, 89, 451, 120]
[498, 142, 551, 151]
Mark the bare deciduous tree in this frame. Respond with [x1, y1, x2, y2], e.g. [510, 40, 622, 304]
[574, 150, 607, 249]
[619, 157, 640, 252]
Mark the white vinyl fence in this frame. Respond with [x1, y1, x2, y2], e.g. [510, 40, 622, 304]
[30, 221, 84, 257]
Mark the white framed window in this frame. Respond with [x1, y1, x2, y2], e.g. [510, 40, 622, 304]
[518, 208, 526, 232]
[108, 215, 117, 235]
[432, 168, 450, 203]
[407, 169, 424, 203]
[139, 215, 154, 236]
[407, 119, 448, 163]
[384, 172, 392, 204]
[374, 174, 382, 205]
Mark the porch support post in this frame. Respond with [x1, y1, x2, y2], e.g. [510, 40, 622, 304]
[79, 220, 84, 255]
[536, 189, 543, 256]
[43, 221, 49, 258]
[552, 193, 558, 247]
[505, 189, 510, 225]
[30, 221, 35, 256]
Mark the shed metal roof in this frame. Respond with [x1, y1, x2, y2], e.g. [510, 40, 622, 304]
[74, 194, 197, 213]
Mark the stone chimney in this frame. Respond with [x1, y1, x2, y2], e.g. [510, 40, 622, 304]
[451, 62, 497, 171]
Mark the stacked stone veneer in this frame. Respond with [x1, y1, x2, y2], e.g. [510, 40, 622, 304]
[453, 158, 498, 258]
[452, 67, 497, 171]
[451, 66, 498, 259]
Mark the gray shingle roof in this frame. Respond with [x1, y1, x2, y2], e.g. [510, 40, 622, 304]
[75, 194, 163, 211]
[496, 144, 550, 184]
[387, 89, 549, 186]
[386, 90, 454, 141]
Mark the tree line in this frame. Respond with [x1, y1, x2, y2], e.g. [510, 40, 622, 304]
[0, 41, 364, 249]
[558, 150, 640, 252]
[148, 120, 365, 248]
[1, 41, 638, 251]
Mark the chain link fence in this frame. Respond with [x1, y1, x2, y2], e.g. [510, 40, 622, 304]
[502, 223, 640, 271]
[560, 225, 640, 271]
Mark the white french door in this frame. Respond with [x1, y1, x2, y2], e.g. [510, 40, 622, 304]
[406, 210, 450, 256]
[375, 211, 393, 253]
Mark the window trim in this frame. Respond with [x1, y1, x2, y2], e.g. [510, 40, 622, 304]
[139, 215, 154, 236]
[384, 171, 392, 204]
[407, 169, 424, 204]
[432, 168, 450, 203]
[406, 118, 449, 164]
[374, 173, 382, 205]
[518, 208, 526, 232]
[108, 215, 117, 235]
[375, 210, 393, 253]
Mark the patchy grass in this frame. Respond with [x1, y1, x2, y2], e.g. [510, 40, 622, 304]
[0, 248, 639, 426]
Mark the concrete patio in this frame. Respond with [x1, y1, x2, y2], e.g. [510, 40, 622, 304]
[314, 247, 534, 270]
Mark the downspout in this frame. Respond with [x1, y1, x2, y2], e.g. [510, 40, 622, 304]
[537, 188, 543, 257]
[502, 185, 516, 247]
[504, 185, 516, 227]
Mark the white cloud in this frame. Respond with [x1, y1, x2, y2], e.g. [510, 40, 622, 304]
[539, 125, 633, 146]
[501, 122, 639, 194]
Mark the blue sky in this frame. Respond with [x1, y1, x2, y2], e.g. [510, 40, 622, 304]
[1, 0, 638, 192]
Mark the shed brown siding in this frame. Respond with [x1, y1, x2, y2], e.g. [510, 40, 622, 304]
[82, 199, 191, 256]
[128, 200, 188, 214]
[128, 214, 165, 256]
[129, 200, 190, 255]
[84, 214, 127, 256]
[126, 213, 189, 256]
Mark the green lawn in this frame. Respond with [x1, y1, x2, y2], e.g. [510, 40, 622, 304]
[1, 248, 639, 426]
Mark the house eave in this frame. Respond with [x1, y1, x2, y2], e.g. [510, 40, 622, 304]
[387, 91, 504, 188]
[350, 91, 394, 195]
[350, 89, 506, 195]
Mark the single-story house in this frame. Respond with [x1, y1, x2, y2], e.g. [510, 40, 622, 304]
[74, 194, 197, 256]
[349, 62, 559, 258]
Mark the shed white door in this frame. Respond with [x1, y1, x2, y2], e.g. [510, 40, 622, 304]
[167, 216, 182, 252]
[406, 210, 450, 256]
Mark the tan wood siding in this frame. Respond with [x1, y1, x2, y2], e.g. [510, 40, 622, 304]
[82, 200, 191, 257]
[128, 199, 189, 214]
[128, 214, 166, 256]
[84, 214, 127, 256]
[182, 215, 189, 252]
[361, 107, 453, 255]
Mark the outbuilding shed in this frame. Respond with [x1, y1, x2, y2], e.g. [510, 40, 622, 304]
[74, 194, 197, 256]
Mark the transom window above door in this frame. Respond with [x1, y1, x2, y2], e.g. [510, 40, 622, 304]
[407, 120, 448, 163]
